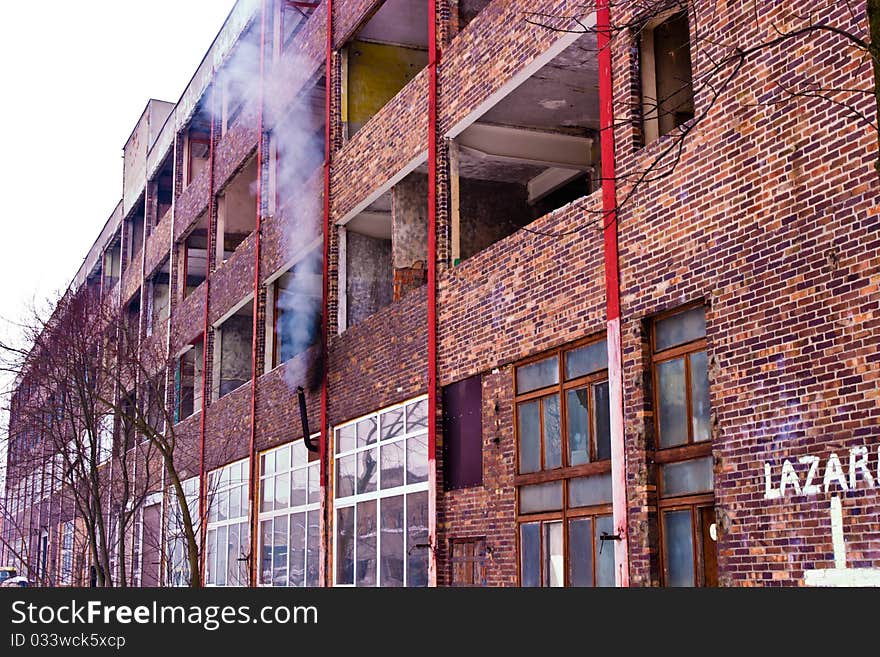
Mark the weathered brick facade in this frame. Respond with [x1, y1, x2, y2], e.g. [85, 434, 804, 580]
[4, 0, 879, 588]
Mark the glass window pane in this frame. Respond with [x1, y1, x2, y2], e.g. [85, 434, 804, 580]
[516, 356, 559, 393]
[406, 435, 428, 484]
[406, 399, 428, 433]
[291, 468, 307, 507]
[567, 388, 590, 466]
[519, 481, 563, 514]
[307, 463, 320, 504]
[569, 518, 593, 587]
[289, 512, 305, 587]
[335, 506, 354, 585]
[357, 448, 378, 494]
[216, 525, 227, 586]
[229, 484, 241, 519]
[542, 394, 561, 469]
[335, 454, 355, 498]
[273, 515, 288, 586]
[260, 476, 275, 513]
[357, 417, 377, 446]
[664, 509, 695, 587]
[689, 350, 711, 442]
[655, 306, 706, 351]
[336, 425, 356, 454]
[595, 515, 616, 587]
[565, 340, 608, 379]
[306, 510, 320, 586]
[381, 441, 405, 489]
[380, 495, 405, 587]
[406, 491, 429, 587]
[275, 472, 290, 510]
[229, 524, 242, 585]
[661, 456, 714, 497]
[543, 521, 564, 587]
[517, 400, 541, 474]
[260, 520, 272, 584]
[264, 451, 276, 477]
[657, 357, 688, 448]
[208, 528, 219, 586]
[276, 445, 290, 473]
[292, 440, 307, 467]
[381, 407, 405, 441]
[593, 381, 611, 461]
[260, 453, 269, 477]
[520, 522, 541, 587]
[568, 473, 613, 508]
[356, 500, 377, 587]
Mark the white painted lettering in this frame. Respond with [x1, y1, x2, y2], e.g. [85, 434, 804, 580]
[823, 452, 848, 493]
[849, 446, 875, 490]
[799, 455, 821, 496]
[764, 462, 781, 500]
[780, 460, 801, 497]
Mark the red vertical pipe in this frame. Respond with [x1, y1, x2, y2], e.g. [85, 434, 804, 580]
[247, 0, 269, 588]
[597, 0, 629, 586]
[319, 0, 333, 588]
[426, 0, 439, 587]
[196, 71, 218, 588]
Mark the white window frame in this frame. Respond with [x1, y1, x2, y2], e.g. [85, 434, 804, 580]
[165, 476, 200, 587]
[332, 395, 430, 587]
[59, 520, 74, 585]
[205, 458, 250, 587]
[258, 436, 321, 587]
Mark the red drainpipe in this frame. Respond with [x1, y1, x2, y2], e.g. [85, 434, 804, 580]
[597, 0, 629, 586]
[196, 70, 218, 588]
[247, 0, 269, 588]
[426, 0, 439, 587]
[319, 0, 333, 587]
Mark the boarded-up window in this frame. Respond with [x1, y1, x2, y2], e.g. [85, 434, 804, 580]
[450, 537, 487, 586]
[442, 375, 483, 490]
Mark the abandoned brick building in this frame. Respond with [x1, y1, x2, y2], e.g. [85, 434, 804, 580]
[3, 0, 880, 588]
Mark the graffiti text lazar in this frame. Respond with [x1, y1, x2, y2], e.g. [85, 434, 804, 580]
[763, 446, 877, 500]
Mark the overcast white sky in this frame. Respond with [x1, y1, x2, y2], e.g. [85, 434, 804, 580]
[0, 0, 238, 485]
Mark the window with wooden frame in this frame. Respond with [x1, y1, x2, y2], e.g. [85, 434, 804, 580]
[450, 537, 487, 587]
[651, 303, 717, 587]
[514, 337, 616, 587]
[639, 7, 695, 144]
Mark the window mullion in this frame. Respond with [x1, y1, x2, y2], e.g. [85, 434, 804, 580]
[683, 350, 694, 445]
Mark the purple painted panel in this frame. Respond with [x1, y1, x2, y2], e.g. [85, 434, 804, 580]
[442, 374, 483, 490]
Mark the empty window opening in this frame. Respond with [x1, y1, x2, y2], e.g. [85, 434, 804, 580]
[268, 248, 322, 369]
[273, 77, 326, 215]
[279, 0, 316, 52]
[640, 9, 694, 144]
[214, 300, 254, 400]
[154, 152, 175, 225]
[147, 259, 171, 337]
[219, 21, 262, 135]
[339, 169, 432, 330]
[451, 33, 599, 264]
[342, 0, 428, 139]
[103, 236, 122, 291]
[217, 156, 258, 263]
[457, 0, 492, 32]
[182, 212, 209, 298]
[184, 108, 212, 188]
[175, 341, 204, 423]
[125, 198, 146, 269]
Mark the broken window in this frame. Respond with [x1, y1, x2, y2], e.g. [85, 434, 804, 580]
[182, 212, 209, 298]
[154, 152, 174, 225]
[147, 259, 170, 337]
[640, 9, 694, 144]
[214, 300, 254, 400]
[175, 341, 204, 422]
[650, 304, 716, 587]
[125, 199, 146, 269]
[515, 337, 614, 587]
[342, 0, 428, 139]
[280, 1, 316, 51]
[217, 155, 258, 262]
[269, 248, 322, 369]
[103, 236, 122, 291]
[184, 108, 212, 188]
[451, 32, 599, 263]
